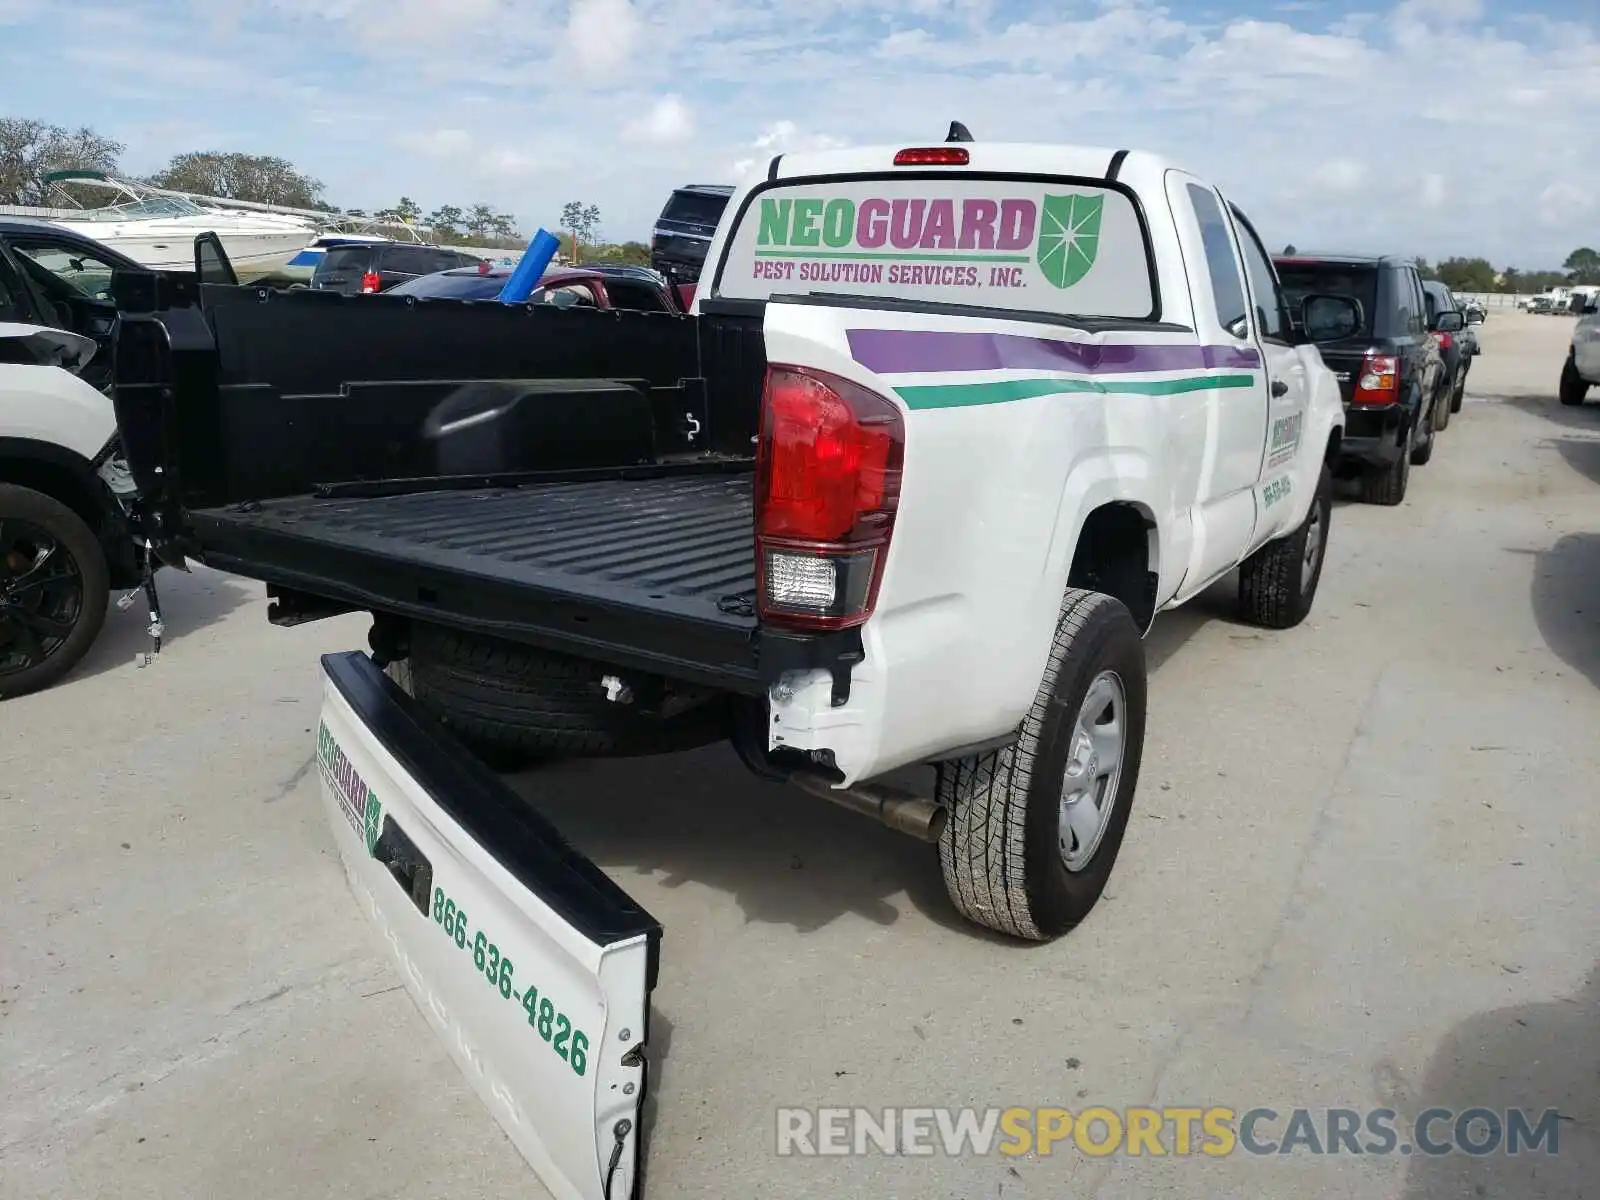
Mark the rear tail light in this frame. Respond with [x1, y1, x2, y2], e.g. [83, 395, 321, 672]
[755, 366, 905, 631]
[1352, 352, 1399, 406]
[893, 147, 970, 166]
[360, 270, 382, 293]
[1434, 331, 1453, 351]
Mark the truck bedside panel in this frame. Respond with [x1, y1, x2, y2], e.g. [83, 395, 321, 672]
[317, 651, 659, 1200]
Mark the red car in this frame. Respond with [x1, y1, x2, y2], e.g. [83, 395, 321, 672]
[388, 262, 694, 313]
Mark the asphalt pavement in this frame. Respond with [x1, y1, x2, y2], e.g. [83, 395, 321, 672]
[3, 312, 1597, 1199]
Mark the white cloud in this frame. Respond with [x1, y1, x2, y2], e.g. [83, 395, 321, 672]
[1310, 159, 1366, 193]
[5, 0, 1597, 267]
[397, 128, 473, 159]
[566, 0, 639, 71]
[1420, 173, 1447, 208]
[622, 95, 693, 144]
[1537, 183, 1594, 229]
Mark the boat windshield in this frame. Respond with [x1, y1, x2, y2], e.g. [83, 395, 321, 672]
[73, 197, 208, 222]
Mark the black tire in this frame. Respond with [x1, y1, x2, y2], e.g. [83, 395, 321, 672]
[1360, 433, 1411, 505]
[403, 622, 729, 760]
[1450, 364, 1467, 413]
[936, 589, 1146, 941]
[1238, 464, 1332, 630]
[1560, 357, 1590, 407]
[1410, 424, 1435, 466]
[1433, 379, 1452, 431]
[0, 484, 109, 698]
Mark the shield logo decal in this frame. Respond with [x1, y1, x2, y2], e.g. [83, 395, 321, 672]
[1037, 193, 1104, 289]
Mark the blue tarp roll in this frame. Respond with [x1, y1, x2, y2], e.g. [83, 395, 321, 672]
[497, 228, 562, 303]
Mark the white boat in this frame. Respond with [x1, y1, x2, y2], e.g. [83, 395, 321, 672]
[3, 172, 320, 280]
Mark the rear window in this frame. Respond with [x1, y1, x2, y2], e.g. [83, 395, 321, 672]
[661, 191, 730, 228]
[1275, 262, 1378, 335]
[715, 176, 1155, 320]
[390, 271, 504, 300]
[315, 245, 372, 277]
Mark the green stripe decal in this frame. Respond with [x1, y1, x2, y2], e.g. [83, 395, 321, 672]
[895, 373, 1258, 411]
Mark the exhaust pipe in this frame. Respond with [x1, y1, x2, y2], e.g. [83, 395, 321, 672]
[790, 772, 948, 843]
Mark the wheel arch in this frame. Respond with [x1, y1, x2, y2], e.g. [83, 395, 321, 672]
[0, 437, 134, 585]
[1065, 499, 1160, 634]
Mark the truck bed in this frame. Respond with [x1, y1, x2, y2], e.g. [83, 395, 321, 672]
[190, 473, 763, 690]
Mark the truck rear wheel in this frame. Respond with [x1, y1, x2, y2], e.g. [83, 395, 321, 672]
[936, 589, 1147, 941]
[401, 622, 729, 762]
[0, 484, 109, 698]
[1238, 464, 1332, 630]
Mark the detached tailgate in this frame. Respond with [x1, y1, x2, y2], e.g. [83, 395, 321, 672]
[318, 651, 659, 1200]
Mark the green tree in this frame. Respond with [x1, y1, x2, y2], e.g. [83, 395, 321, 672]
[1414, 257, 1439, 281]
[590, 241, 652, 267]
[150, 151, 324, 208]
[561, 200, 601, 257]
[1564, 247, 1600, 285]
[375, 196, 422, 226]
[1433, 256, 1497, 293]
[0, 117, 124, 205]
[427, 204, 465, 241]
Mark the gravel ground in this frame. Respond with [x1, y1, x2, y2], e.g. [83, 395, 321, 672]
[3, 312, 1597, 1199]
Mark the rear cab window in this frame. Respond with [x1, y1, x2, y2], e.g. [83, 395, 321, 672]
[660, 190, 730, 231]
[712, 174, 1157, 322]
[314, 245, 373, 281]
[1275, 261, 1380, 338]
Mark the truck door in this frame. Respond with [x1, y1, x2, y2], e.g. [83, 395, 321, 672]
[1227, 203, 1310, 541]
[1167, 176, 1271, 591]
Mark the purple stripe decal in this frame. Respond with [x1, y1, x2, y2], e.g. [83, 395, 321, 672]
[846, 328, 1261, 375]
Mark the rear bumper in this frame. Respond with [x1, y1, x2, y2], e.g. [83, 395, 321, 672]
[317, 651, 660, 1200]
[1337, 403, 1406, 466]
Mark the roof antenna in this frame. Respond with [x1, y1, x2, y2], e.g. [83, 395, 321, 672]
[946, 121, 974, 143]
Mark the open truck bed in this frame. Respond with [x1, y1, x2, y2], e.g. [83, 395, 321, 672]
[109, 277, 861, 698]
[192, 472, 763, 689]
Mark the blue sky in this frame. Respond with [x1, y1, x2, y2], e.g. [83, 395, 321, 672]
[3, 0, 1596, 267]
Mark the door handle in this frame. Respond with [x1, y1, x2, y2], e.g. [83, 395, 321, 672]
[1270, 379, 1288, 397]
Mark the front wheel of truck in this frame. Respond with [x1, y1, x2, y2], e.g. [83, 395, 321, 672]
[936, 589, 1147, 941]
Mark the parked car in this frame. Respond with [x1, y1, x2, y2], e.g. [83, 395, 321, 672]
[112, 137, 1363, 1198]
[389, 262, 689, 312]
[1422, 279, 1479, 423]
[1274, 253, 1453, 504]
[1462, 298, 1487, 324]
[0, 218, 152, 391]
[1560, 291, 1600, 406]
[649, 184, 734, 284]
[0, 238, 147, 696]
[311, 240, 484, 294]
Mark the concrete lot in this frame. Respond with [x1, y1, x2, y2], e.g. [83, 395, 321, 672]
[4, 313, 1597, 1199]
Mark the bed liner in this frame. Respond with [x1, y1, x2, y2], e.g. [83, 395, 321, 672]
[191, 473, 764, 690]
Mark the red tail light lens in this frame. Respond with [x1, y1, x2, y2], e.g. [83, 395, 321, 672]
[893, 147, 970, 166]
[360, 270, 382, 293]
[1352, 352, 1400, 407]
[1435, 332, 1453, 351]
[755, 366, 904, 630]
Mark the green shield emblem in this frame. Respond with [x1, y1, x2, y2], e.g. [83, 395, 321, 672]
[363, 790, 383, 855]
[1036, 193, 1103, 289]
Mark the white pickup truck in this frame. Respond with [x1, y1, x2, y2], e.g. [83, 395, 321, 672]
[110, 135, 1359, 1200]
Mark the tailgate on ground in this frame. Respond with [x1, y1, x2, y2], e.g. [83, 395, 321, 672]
[316, 651, 661, 1200]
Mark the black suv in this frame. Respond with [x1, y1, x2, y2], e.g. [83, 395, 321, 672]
[649, 185, 733, 285]
[1421, 279, 1478, 425]
[311, 241, 482, 295]
[1274, 253, 1456, 505]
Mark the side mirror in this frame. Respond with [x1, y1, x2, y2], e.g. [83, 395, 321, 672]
[1301, 294, 1361, 343]
[1434, 310, 1465, 333]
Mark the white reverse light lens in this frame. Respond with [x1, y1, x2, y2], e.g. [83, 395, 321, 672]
[765, 552, 837, 611]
